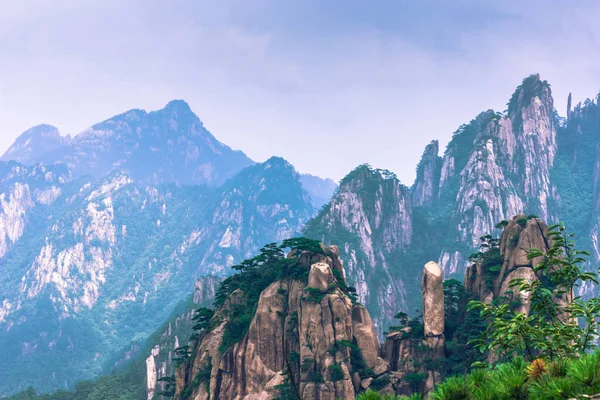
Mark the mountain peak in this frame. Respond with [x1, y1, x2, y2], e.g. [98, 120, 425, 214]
[340, 164, 398, 187]
[263, 155, 292, 168]
[163, 99, 193, 114]
[423, 140, 439, 156]
[1, 125, 67, 165]
[22, 124, 60, 138]
[507, 73, 552, 115]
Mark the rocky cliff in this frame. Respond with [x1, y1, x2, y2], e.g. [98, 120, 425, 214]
[465, 214, 550, 310]
[303, 166, 416, 336]
[304, 74, 567, 337]
[173, 239, 473, 399]
[412, 141, 442, 207]
[0, 157, 314, 395]
[436, 74, 559, 275]
[174, 244, 392, 400]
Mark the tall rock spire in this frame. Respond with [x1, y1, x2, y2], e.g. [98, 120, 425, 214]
[412, 140, 442, 207]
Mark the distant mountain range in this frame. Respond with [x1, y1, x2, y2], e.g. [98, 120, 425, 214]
[1, 100, 336, 208]
[0, 102, 335, 395]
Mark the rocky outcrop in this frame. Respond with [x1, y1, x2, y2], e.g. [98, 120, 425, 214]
[193, 276, 221, 305]
[464, 214, 554, 317]
[422, 261, 444, 337]
[175, 246, 386, 400]
[379, 262, 446, 396]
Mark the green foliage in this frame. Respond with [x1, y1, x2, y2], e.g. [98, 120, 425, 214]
[274, 367, 300, 400]
[309, 371, 324, 383]
[468, 234, 504, 291]
[303, 287, 327, 303]
[216, 237, 324, 352]
[495, 220, 509, 229]
[191, 307, 214, 337]
[469, 223, 600, 362]
[369, 375, 391, 391]
[357, 389, 422, 400]
[430, 351, 600, 400]
[157, 375, 176, 398]
[404, 372, 427, 393]
[173, 345, 192, 368]
[328, 364, 345, 382]
[180, 356, 212, 399]
[1, 361, 148, 400]
[516, 217, 528, 228]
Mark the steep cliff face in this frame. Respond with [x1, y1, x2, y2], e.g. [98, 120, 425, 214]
[432, 74, 559, 276]
[302, 75, 563, 337]
[0, 157, 314, 395]
[555, 94, 600, 283]
[175, 246, 386, 400]
[303, 165, 415, 336]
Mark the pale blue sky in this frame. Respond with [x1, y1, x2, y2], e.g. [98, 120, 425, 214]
[1, 0, 600, 184]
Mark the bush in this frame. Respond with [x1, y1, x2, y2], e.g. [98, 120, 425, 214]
[328, 364, 345, 382]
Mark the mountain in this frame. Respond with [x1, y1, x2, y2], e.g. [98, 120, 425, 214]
[300, 174, 338, 209]
[302, 74, 599, 336]
[173, 242, 388, 399]
[1, 125, 71, 165]
[3, 101, 254, 186]
[0, 156, 314, 395]
[6, 73, 600, 397]
[303, 166, 419, 335]
[2, 102, 336, 208]
[175, 216, 553, 399]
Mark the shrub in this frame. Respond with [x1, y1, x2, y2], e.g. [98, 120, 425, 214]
[328, 364, 345, 382]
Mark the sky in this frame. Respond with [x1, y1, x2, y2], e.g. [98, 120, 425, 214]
[1, 0, 600, 185]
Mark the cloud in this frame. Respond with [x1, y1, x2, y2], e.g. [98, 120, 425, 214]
[1, 1, 600, 184]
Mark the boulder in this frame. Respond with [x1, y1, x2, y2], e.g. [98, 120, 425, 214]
[308, 262, 335, 292]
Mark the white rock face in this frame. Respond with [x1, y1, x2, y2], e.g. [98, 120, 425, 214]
[146, 345, 160, 400]
[35, 186, 62, 205]
[456, 138, 524, 248]
[438, 251, 466, 276]
[0, 183, 35, 259]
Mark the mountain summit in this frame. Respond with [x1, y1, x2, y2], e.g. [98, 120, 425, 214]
[1, 124, 71, 165]
[3, 101, 255, 186]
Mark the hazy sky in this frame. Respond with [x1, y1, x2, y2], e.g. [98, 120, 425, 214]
[2, 0, 600, 184]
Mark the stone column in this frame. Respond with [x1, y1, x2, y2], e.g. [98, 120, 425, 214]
[421, 261, 445, 393]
